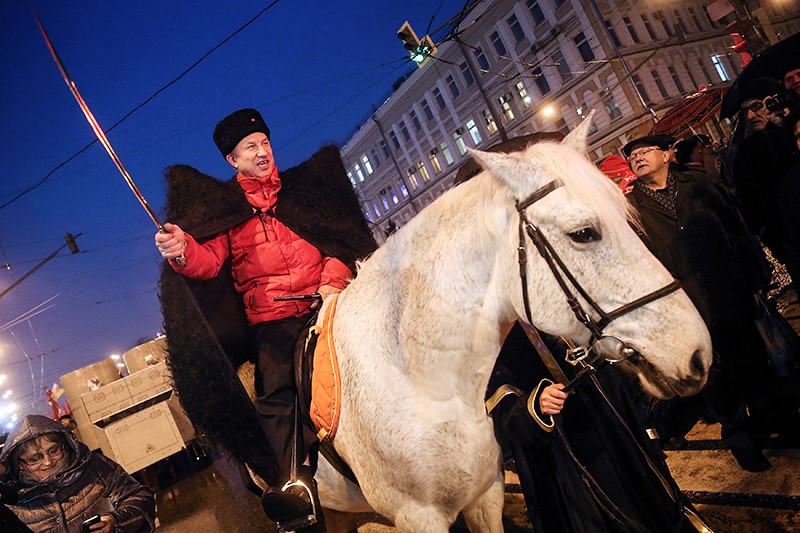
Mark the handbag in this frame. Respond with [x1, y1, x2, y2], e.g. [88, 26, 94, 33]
[753, 293, 800, 379]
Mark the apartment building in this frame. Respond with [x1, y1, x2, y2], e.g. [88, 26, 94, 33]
[341, 0, 800, 242]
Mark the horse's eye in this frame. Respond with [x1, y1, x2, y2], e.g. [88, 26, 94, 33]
[568, 227, 601, 243]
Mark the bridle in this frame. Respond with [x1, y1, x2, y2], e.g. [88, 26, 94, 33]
[515, 180, 681, 360]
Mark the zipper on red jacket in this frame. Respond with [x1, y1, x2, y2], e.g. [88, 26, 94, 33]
[256, 209, 270, 241]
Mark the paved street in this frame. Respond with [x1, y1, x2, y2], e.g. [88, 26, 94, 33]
[152, 290, 800, 532]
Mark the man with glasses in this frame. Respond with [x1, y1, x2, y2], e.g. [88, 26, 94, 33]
[624, 133, 783, 472]
[733, 77, 796, 264]
[0, 415, 155, 532]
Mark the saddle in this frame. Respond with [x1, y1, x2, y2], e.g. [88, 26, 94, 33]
[295, 295, 358, 485]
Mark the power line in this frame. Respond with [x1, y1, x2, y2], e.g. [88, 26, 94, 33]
[0, 0, 283, 212]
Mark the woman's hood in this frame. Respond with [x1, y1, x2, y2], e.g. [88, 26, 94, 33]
[0, 415, 85, 487]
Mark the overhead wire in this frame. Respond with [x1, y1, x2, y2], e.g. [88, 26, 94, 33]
[0, 0, 284, 211]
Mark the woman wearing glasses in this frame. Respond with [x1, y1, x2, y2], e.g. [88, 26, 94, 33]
[0, 415, 155, 532]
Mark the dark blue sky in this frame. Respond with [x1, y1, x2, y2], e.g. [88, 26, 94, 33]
[0, 0, 467, 419]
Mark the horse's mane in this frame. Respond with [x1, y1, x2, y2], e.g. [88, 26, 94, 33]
[523, 141, 640, 235]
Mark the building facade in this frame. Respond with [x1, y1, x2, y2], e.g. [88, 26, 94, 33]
[341, 0, 800, 242]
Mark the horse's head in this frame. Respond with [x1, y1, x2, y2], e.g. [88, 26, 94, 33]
[470, 114, 712, 399]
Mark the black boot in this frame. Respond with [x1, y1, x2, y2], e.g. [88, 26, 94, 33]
[261, 466, 326, 532]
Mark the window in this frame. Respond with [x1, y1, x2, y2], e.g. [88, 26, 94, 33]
[354, 163, 365, 182]
[554, 118, 570, 136]
[372, 201, 381, 217]
[389, 130, 400, 150]
[380, 139, 391, 159]
[363, 209, 373, 223]
[498, 93, 515, 120]
[347, 171, 356, 187]
[421, 98, 434, 121]
[507, 14, 525, 43]
[552, 50, 572, 82]
[604, 20, 621, 47]
[406, 168, 420, 190]
[399, 120, 411, 142]
[711, 55, 730, 82]
[398, 178, 409, 198]
[516, 81, 532, 108]
[361, 155, 373, 175]
[667, 66, 686, 94]
[631, 74, 652, 104]
[698, 60, 713, 85]
[473, 48, 490, 71]
[416, 161, 430, 182]
[410, 110, 422, 132]
[688, 7, 704, 31]
[466, 118, 483, 145]
[446, 75, 461, 98]
[532, 66, 551, 95]
[554, 0, 567, 6]
[460, 61, 475, 87]
[370, 148, 381, 168]
[623, 17, 640, 43]
[651, 69, 669, 98]
[483, 109, 498, 134]
[574, 32, 595, 62]
[387, 186, 399, 204]
[379, 189, 390, 210]
[439, 141, 454, 165]
[453, 129, 467, 155]
[428, 149, 442, 173]
[641, 14, 657, 40]
[527, 0, 545, 25]
[654, 11, 673, 37]
[490, 31, 507, 56]
[433, 87, 447, 110]
[672, 9, 687, 33]
[601, 88, 622, 121]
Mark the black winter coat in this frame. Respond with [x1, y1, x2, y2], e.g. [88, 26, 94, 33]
[627, 169, 770, 327]
[0, 416, 155, 533]
[490, 325, 697, 533]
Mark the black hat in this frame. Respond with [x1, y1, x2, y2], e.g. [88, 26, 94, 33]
[213, 108, 271, 157]
[622, 134, 675, 158]
[738, 77, 784, 106]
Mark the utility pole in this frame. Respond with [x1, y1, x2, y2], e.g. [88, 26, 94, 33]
[0, 233, 81, 300]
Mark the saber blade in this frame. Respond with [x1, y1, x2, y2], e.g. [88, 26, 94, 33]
[33, 11, 164, 230]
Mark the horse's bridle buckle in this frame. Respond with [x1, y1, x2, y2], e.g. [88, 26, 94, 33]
[565, 345, 590, 366]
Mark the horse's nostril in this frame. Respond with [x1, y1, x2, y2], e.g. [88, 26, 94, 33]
[690, 350, 706, 378]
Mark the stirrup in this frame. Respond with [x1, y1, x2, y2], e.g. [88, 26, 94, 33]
[261, 478, 318, 532]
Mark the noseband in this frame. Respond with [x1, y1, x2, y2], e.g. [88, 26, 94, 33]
[515, 180, 680, 345]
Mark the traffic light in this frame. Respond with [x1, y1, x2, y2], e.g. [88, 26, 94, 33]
[397, 21, 421, 53]
[397, 21, 437, 68]
[64, 232, 80, 254]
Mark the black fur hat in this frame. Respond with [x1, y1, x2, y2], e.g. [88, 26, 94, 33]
[212, 108, 271, 157]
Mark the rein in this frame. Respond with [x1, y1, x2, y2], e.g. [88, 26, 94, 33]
[515, 180, 681, 344]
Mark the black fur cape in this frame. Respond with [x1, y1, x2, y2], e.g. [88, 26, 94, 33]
[158, 145, 377, 485]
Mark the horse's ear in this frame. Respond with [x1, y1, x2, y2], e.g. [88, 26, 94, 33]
[467, 148, 526, 190]
[561, 110, 595, 153]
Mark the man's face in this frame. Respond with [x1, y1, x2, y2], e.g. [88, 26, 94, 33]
[627, 145, 670, 182]
[784, 68, 800, 97]
[226, 132, 274, 178]
[740, 98, 769, 133]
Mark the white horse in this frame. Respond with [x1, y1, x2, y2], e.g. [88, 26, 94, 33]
[314, 116, 712, 532]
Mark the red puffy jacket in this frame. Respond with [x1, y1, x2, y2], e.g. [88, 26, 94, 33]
[172, 168, 352, 324]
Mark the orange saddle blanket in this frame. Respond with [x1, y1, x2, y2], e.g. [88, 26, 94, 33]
[309, 293, 342, 442]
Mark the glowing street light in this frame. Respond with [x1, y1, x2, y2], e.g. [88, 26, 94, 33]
[2, 390, 11, 400]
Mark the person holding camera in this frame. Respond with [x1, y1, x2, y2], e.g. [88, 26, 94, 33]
[0, 415, 155, 533]
[732, 77, 796, 264]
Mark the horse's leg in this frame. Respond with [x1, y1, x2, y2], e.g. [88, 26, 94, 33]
[393, 504, 454, 533]
[461, 475, 505, 533]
